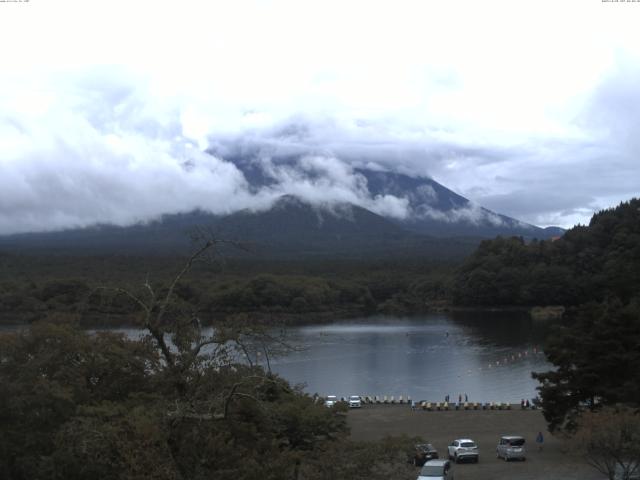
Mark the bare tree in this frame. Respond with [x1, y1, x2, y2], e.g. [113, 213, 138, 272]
[218, 313, 298, 374]
[104, 235, 293, 419]
[110, 239, 222, 372]
[574, 406, 640, 480]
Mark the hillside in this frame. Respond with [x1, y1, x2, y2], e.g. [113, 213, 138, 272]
[451, 198, 640, 306]
[0, 195, 478, 260]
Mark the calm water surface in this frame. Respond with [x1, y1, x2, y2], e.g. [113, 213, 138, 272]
[1, 311, 553, 403]
[269, 312, 553, 403]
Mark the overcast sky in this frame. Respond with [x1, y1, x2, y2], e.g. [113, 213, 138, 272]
[1, 0, 639, 234]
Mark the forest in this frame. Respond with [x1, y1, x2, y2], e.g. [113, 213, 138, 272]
[0, 253, 453, 326]
[451, 198, 640, 307]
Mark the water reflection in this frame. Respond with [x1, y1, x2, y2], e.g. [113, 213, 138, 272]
[270, 313, 553, 403]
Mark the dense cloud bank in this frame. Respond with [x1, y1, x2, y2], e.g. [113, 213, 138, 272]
[1, 62, 639, 235]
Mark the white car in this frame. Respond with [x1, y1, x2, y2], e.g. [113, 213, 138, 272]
[447, 438, 479, 463]
[325, 395, 338, 407]
[348, 395, 362, 408]
[417, 459, 453, 480]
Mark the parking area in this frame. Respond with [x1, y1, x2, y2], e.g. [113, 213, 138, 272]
[347, 404, 603, 480]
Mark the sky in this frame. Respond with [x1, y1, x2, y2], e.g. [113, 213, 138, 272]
[1, 0, 639, 235]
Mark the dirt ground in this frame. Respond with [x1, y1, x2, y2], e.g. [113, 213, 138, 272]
[347, 404, 603, 480]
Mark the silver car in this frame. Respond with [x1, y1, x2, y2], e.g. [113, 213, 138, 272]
[447, 439, 479, 463]
[496, 435, 526, 461]
[417, 459, 453, 480]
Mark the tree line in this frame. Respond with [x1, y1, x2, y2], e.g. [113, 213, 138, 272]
[451, 198, 640, 307]
[0, 255, 453, 325]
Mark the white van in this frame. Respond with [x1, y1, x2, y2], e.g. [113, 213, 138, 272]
[325, 395, 338, 407]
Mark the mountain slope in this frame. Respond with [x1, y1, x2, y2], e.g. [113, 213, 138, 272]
[221, 153, 560, 239]
[355, 168, 543, 237]
[0, 196, 477, 259]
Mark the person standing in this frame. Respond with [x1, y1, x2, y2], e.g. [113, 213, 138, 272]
[536, 431, 544, 451]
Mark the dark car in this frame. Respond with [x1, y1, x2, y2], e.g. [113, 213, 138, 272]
[410, 444, 439, 466]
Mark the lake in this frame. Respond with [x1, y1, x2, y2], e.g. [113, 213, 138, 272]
[268, 312, 553, 403]
[0, 311, 553, 403]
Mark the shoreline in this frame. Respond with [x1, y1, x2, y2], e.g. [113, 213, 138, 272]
[0, 304, 558, 328]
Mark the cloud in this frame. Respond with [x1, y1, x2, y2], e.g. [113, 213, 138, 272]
[245, 154, 412, 220]
[578, 57, 640, 162]
[0, 74, 419, 235]
[412, 202, 515, 227]
[0, 72, 270, 235]
[457, 60, 640, 227]
[1, 1, 639, 233]
[1, 67, 638, 235]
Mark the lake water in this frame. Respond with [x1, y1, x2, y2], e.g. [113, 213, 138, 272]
[1, 311, 553, 403]
[268, 312, 553, 403]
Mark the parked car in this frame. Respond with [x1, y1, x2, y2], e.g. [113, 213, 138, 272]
[496, 435, 526, 461]
[409, 443, 439, 466]
[325, 395, 338, 407]
[417, 459, 453, 480]
[447, 438, 479, 463]
[348, 395, 362, 408]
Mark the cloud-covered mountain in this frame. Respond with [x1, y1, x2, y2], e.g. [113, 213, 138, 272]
[0, 145, 564, 257]
[215, 150, 560, 239]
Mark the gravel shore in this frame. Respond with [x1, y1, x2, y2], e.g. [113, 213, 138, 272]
[347, 404, 603, 480]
